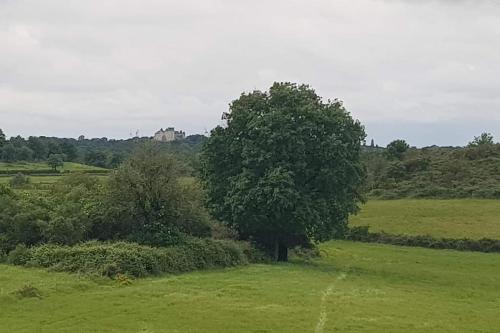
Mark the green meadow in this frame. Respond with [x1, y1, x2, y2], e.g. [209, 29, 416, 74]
[0, 162, 110, 188]
[350, 199, 500, 239]
[2, 162, 500, 332]
[0, 162, 107, 172]
[1, 240, 499, 332]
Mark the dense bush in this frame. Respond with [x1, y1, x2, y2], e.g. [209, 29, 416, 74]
[94, 145, 212, 245]
[345, 226, 500, 253]
[7, 239, 259, 277]
[0, 148, 225, 258]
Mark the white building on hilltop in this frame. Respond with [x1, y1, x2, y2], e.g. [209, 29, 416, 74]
[153, 127, 186, 142]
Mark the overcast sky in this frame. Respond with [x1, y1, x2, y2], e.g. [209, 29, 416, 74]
[1, 0, 499, 146]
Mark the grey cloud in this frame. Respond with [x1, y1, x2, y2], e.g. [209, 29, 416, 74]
[0, 0, 499, 146]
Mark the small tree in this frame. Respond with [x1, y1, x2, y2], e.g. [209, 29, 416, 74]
[100, 144, 211, 245]
[386, 139, 409, 160]
[201, 83, 366, 261]
[47, 154, 64, 171]
[468, 133, 494, 147]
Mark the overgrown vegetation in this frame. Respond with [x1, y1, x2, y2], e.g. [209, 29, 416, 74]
[364, 134, 500, 199]
[7, 239, 256, 278]
[0, 144, 246, 265]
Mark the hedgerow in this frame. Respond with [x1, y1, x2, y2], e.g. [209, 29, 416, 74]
[7, 239, 263, 278]
[345, 226, 500, 253]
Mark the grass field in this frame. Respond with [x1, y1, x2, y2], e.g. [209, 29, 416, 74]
[0, 175, 62, 185]
[0, 162, 109, 188]
[0, 175, 109, 190]
[0, 162, 107, 172]
[350, 199, 500, 239]
[1, 240, 499, 332]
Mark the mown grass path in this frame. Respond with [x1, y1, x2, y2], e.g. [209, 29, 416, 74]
[1, 241, 500, 332]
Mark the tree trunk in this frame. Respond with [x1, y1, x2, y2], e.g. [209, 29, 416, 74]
[277, 243, 288, 262]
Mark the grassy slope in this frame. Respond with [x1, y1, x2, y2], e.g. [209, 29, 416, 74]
[350, 199, 500, 239]
[1, 241, 500, 332]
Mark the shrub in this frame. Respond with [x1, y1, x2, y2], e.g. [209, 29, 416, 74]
[9, 173, 30, 188]
[12, 284, 42, 299]
[7, 244, 30, 265]
[11, 239, 257, 278]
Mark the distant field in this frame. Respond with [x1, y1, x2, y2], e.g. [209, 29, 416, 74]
[0, 176, 61, 185]
[350, 199, 500, 239]
[1, 241, 499, 332]
[0, 162, 107, 172]
[0, 162, 109, 188]
[0, 175, 109, 187]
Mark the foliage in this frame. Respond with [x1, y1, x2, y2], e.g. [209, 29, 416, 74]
[1, 144, 16, 162]
[468, 132, 495, 147]
[385, 139, 409, 160]
[47, 154, 64, 171]
[201, 82, 366, 260]
[363, 139, 500, 199]
[84, 151, 108, 168]
[0, 129, 5, 147]
[0, 147, 217, 255]
[11, 239, 253, 278]
[97, 144, 212, 245]
[0, 174, 104, 253]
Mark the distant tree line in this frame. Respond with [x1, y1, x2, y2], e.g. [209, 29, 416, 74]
[0, 128, 206, 171]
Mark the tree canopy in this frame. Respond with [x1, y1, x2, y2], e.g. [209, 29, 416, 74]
[468, 132, 495, 147]
[386, 139, 410, 160]
[201, 82, 366, 261]
[0, 129, 5, 147]
[47, 154, 64, 171]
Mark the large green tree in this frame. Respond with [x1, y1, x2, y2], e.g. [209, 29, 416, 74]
[201, 83, 366, 261]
